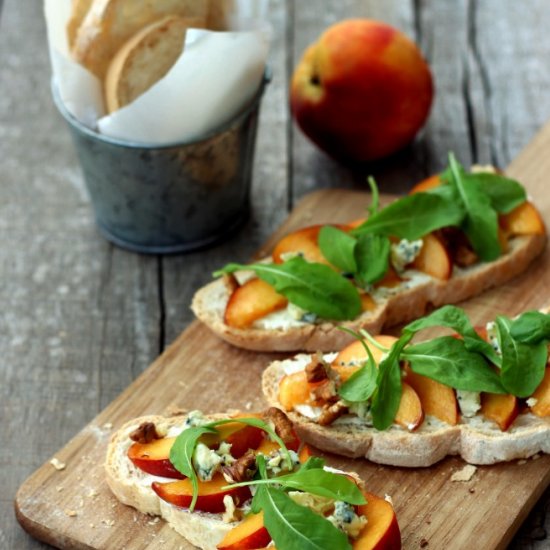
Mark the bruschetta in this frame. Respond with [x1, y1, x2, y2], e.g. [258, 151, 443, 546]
[192, 157, 546, 352]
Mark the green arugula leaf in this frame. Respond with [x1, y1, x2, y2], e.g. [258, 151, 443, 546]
[297, 456, 326, 471]
[404, 305, 501, 366]
[169, 426, 217, 511]
[237, 467, 366, 505]
[318, 226, 357, 274]
[509, 310, 550, 344]
[367, 176, 380, 216]
[215, 257, 362, 321]
[447, 154, 501, 261]
[495, 316, 547, 397]
[337, 329, 378, 403]
[254, 485, 352, 550]
[473, 172, 527, 213]
[371, 335, 412, 430]
[354, 233, 391, 285]
[403, 336, 506, 393]
[351, 192, 464, 240]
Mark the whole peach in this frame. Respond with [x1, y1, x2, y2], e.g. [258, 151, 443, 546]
[290, 19, 434, 163]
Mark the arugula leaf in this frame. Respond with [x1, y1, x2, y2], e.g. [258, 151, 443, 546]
[371, 335, 411, 430]
[254, 485, 352, 550]
[297, 456, 326, 471]
[367, 176, 380, 216]
[509, 310, 550, 344]
[318, 226, 357, 274]
[215, 257, 362, 321]
[447, 154, 501, 261]
[354, 233, 391, 285]
[473, 172, 527, 213]
[495, 316, 547, 397]
[337, 329, 378, 402]
[404, 305, 501, 366]
[169, 426, 217, 511]
[403, 336, 506, 393]
[351, 192, 464, 240]
[239, 467, 366, 505]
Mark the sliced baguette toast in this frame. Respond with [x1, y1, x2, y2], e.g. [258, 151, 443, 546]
[192, 232, 546, 352]
[262, 352, 550, 467]
[106, 411, 401, 549]
[71, 0, 209, 78]
[105, 413, 239, 549]
[104, 15, 203, 113]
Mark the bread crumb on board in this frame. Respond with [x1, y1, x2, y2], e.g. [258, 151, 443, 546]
[451, 464, 477, 482]
[64, 510, 78, 517]
[50, 457, 66, 471]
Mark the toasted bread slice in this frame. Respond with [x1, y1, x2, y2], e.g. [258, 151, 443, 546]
[191, 233, 546, 352]
[71, 0, 209, 78]
[104, 15, 203, 113]
[262, 354, 550, 467]
[66, 0, 94, 49]
[105, 413, 239, 549]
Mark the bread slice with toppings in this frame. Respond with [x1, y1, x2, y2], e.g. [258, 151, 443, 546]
[105, 409, 402, 549]
[261, 314, 550, 467]
[192, 231, 545, 352]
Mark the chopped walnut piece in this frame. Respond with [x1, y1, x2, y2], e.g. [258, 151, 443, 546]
[263, 407, 296, 445]
[318, 401, 348, 426]
[222, 449, 257, 483]
[305, 353, 328, 383]
[223, 273, 240, 294]
[310, 380, 338, 404]
[454, 245, 478, 267]
[129, 422, 161, 444]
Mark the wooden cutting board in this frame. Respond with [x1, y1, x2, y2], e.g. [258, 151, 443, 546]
[15, 122, 550, 550]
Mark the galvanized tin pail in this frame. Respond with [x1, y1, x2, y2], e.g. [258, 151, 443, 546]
[52, 72, 269, 254]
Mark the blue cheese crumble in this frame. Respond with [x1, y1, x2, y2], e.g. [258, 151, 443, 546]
[456, 390, 481, 418]
[485, 321, 501, 355]
[391, 239, 423, 273]
[264, 449, 300, 475]
[192, 442, 235, 481]
[327, 501, 367, 538]
[185, 410, 211, 428]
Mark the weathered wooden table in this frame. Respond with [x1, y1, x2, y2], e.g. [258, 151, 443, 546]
[2, 0, 550, 548]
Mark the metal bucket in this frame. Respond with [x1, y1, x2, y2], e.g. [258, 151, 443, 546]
[52, 71, 269, 254]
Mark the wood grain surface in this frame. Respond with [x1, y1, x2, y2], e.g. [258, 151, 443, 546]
[14, 158, 550, 549]
[3, 0, 550, 548]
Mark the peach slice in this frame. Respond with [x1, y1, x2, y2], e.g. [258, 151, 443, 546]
[332, 336, 398, 367]
[217, 512, 271, 550]
[530, 367, 550, 417]
[152, 472, 251, 513]
[374, 266, 402, 288]
[224, 278, 288, 329]
[500, 201, 545, 236]
[128, 437, 183, 479]
[404, 365, 459, 425]
[360, 292, 377, 312]
[409, 174, 441, 194]
[278, 371, 317, 410]
[272, 225, 332, 266]
[480, 393, 519, 431]
[411, 232, 452, 280]
[354, 491, 401, 549]
[394, 382, 424, 431]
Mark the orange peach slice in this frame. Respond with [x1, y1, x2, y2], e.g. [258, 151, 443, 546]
[530, 367, 550, 417]
[500, 201, 545, 236]
[152, 472, 251, 513]
[409, 174, 441, 194]
[278, 371, 317, 410]
[332, 336, 398, 367]
[354, 491, 401, 549]
[394, 382, 424, 431]
[224, 278, 288, 329]
[411, 232, 452, 280]
[272, 225, 335, 266]
[404, 365, 459, 425]
[217, 512, 270, 550]
[480, 393, 519, 431]
[128, 437, 182, 479]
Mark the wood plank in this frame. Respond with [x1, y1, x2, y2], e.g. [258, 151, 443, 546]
[14, 117, 550, 549]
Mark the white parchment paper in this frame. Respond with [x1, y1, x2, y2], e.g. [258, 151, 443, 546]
[44, 0, 270, 143]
